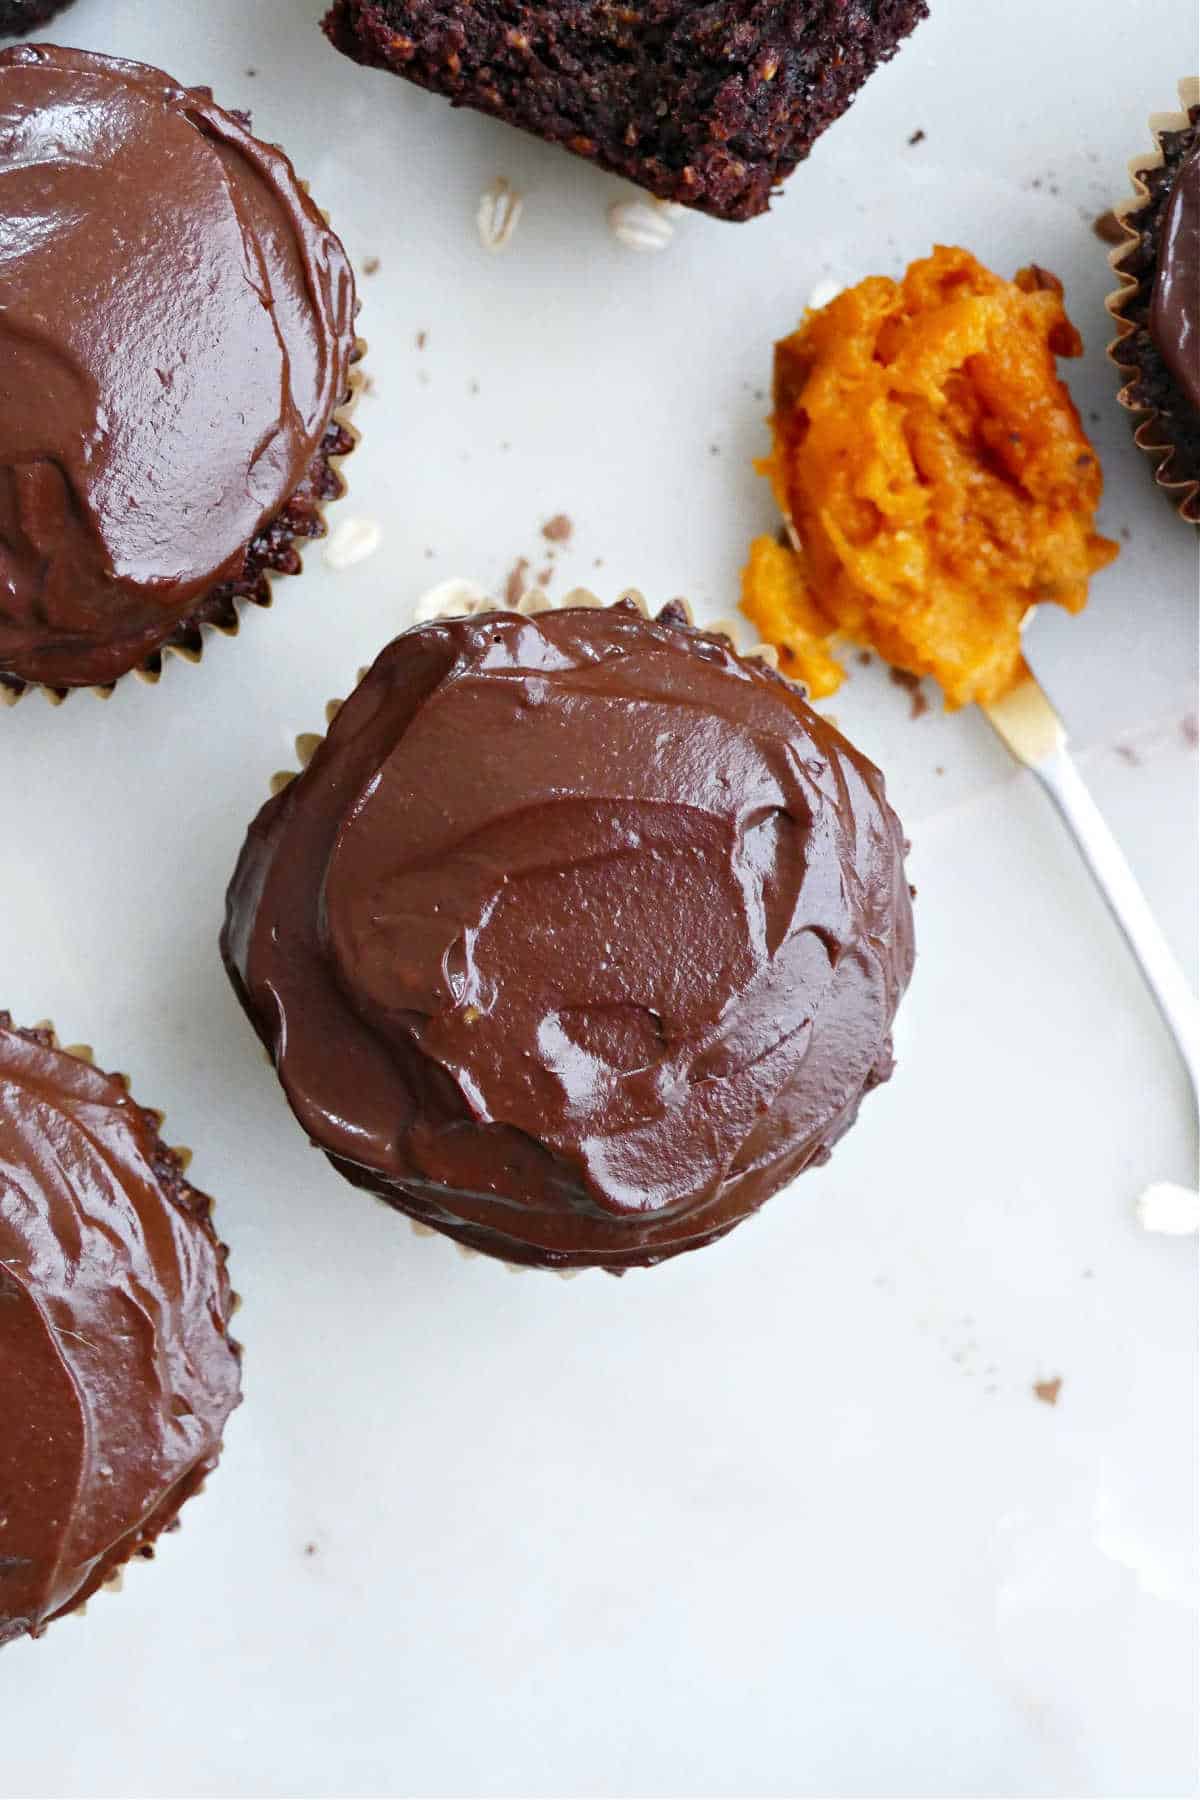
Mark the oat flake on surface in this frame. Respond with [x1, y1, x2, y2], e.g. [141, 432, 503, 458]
[477, 178, 523, 253]
[323, 517, 382, 571]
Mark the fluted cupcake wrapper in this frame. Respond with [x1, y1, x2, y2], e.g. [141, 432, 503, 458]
[0, 339, 367, 710]
[1105, 76, 1200, 526]
[266, 583, 781, 1277]
[8, 1018, 239, 1625]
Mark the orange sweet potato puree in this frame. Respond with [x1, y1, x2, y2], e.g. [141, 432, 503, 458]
[741, 247, 1118, 708]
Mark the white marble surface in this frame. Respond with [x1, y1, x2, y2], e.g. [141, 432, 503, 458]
[1, 2, 1196, 1795]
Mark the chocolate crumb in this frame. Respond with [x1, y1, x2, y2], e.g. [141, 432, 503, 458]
[1093, 210, 1125, 245]
[1115, 743, 1141, 766]
[416, 330, 427, 349]
[504, 557, 530, 606]
[537, 565, 553, 586]
[935, 764, 945, 776]
[775, 524, 793, 549]
[593, 557, 604, 569]
[245, 67, 257, 78]
[1120, 525, 1131, 541]
[889, 666, 929, 719]
[856, 650, 872, 667]
[709, 443, 721, 457]
[1182, 715, 1199, 748]
[542, 514, 573, 544]
[304, 1542, 318, 1557]
[469, 379, 480, 395]
[362, 256, 381, 276]
[907, 128, 925, 146]
[1033, 1376, 1063, 1407]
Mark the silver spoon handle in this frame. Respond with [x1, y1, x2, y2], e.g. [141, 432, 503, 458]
[1033, 743, 1200, 1106]
[983, 665, 1200, 1110]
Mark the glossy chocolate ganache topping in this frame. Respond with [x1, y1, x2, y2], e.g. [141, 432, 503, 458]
[0, 1018, 241, 1644]
[1150, 139, 1200, 416]
[223, 603, 915, 1271]
[0, 45, 357, 688]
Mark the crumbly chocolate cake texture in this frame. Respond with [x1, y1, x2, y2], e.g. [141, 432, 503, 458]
[0, 0, 74, 36]
[322, 0, 929, 221]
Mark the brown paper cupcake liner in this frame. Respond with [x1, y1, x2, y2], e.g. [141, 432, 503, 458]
[1105, 77, 1200, 525]
[267, 582, 780, 1276]
[6, 1016, 239, 1623]
[0, 338, 367, 710]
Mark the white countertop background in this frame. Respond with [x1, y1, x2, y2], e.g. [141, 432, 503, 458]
[1, 2, 1197, 1795]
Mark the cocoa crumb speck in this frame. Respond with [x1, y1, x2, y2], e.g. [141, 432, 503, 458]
[542, 514, 572, 544]
[1033, 1376, 1063, 1407]
[469, 379, 480, 395]
[1115, 743, 1141, 766]
[889, 666, 928, 720]
[1093, 209, 1125, 245]
[362, 256, 381, 276]
[1120, 525, 1131, 541]
[504, 557, 530, 606]
[856, 650, 872, 666]
[416, 330, 427, 349]
[907, 128, 925, 146]
[1182, 715, 1199, 748]
[304, 1542, 318, 1557]
[537, 565, 554, 586]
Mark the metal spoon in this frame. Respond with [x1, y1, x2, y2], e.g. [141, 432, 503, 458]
[984, 658, 1200, 1107]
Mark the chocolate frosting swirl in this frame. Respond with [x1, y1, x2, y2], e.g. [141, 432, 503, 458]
[0, 1018, 241, 1644]
[1151, 140, 1200, 417]
[0, 45, 357, 688]
[223, 604, 915, 1270]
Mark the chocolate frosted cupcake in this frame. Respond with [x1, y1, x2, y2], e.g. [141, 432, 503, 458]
[1107, 78, 1200, 524]
[0, 1016, 241, 1645]
[222, 598, 914, 1273]
[0, 46, 360, 700]
[0, 0, 74, 35]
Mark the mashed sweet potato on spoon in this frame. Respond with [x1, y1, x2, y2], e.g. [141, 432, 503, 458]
[741, 247, 1118, 707]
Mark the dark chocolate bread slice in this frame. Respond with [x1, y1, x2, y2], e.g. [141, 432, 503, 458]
[0, 0, 74, 36]
[323, 0, 927, 221]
